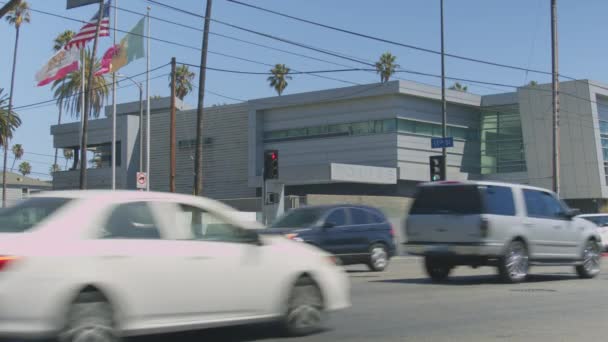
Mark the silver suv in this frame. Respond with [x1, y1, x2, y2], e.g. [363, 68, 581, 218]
[405, 181, 601, 283]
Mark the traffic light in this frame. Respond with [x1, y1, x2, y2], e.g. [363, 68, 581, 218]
[264, 150, 279, 180]
[429, 155, 445, 181]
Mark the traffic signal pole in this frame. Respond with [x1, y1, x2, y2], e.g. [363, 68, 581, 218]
[440, 0, 447, 181]
[551, 0, 560, 195]
[170, 57, 176, 193]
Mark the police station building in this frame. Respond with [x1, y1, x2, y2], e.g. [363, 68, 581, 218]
[51, 79, 608, 213]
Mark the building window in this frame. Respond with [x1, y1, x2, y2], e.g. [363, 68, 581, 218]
[480, 106, 526, 174]
[87, 142, 121, 169]
[263, 118, 398, 142]
[21, 188, 29, 199]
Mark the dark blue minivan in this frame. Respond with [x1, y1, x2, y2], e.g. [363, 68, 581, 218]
[263, 205, 396, 271]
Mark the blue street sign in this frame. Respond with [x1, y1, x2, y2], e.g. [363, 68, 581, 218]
[431, 137, 454, 149]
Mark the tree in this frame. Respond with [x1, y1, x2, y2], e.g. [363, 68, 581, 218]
[18, 161, 30, 176]
[4, 0, 29, 207]
[51, 30, 76, 171]
[375, 52, 399, 83]
[0, 89, 21, 148]
[50, 164, 61, 173]
[51, 48, 109, 119]
[449, 82, 468, 92]
[63, 148, 74, 170]
[267, 64, 291, 96]
[10, 143, 23, 172]
[0, 0, 21, 19]
[172, 65, 196, 100]
[527, 80, 538, 87]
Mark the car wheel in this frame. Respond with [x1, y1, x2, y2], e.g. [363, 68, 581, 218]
[424, 256, 451, 282]
[283, 276, 325, 336]
[367, 243, 389, 272]
[59, 291, 118, 342]
[576, 239, 601, 279]
[498, 240, 529, 283]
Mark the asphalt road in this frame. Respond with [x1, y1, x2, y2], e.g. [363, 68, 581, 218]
[134, 257, 608, 342]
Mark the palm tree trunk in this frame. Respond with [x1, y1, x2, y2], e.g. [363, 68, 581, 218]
[10, 158, 16, 172]
[3, 25, 19, 208]
[53, 80, 65, 170]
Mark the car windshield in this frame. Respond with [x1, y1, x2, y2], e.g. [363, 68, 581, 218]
[270, 207, 326, 228]
[409, 185, 483, 215]
[0, 197, 72, 233]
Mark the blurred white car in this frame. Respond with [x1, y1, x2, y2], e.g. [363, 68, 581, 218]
[578, 214, 608, 251]
[0, 191, 350, 341]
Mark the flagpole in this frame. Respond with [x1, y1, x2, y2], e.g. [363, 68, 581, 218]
[146, 6, 151, 191]
[79, 49, 85, 170]
[111, 0, 118, 190]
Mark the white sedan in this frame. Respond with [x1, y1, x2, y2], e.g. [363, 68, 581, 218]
[0, 191, 350, 341]
[578, 214, 608, 251]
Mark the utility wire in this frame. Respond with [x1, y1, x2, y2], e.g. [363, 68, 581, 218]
[225, 0, 576, 80]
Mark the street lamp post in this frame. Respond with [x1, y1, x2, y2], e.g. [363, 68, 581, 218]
[117, 75, 144, 174]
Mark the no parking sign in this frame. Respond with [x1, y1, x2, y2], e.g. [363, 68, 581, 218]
[136, 172, 147, 189]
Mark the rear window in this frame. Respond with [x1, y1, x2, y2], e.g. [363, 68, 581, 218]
[0, 197, 72, 233]
[410, 185, 482, 215]
[410, 184, 516, 216]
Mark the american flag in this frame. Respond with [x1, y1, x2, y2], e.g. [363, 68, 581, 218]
[64, 0, 111, 50]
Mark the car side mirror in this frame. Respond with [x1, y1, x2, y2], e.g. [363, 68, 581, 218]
[322, 221, 336, 229]
[563, 208, 580, 220]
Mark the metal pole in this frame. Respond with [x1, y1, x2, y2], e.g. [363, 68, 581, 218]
[139, 83, 143, 173]
[111, 0, 118, 190]
[440, 0, 447, 180]
[194, 0, 213, 196]
[170, 57, 177, 192]
[80, 0, 106, 189]
[551, 0, 560, 195]
[145, 6, 151, 191]
[3, 23, 19, 207]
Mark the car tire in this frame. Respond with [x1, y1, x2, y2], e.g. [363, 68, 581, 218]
[282, 276, 326, 337]
[367, 243, 389, 272]
[424, 256, 451, 282]
[576, 239, 601, 279]
[58, 291, 118, 342]
[498, 240, 529, 283]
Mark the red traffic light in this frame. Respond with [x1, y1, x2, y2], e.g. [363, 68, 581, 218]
[271, 152, 277, 160]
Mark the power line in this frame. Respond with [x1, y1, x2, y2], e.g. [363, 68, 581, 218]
[225, 0, 577, 80]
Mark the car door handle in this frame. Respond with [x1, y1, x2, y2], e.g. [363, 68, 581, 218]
[523, 223, 533, 228]
[553, 225, 561, 229]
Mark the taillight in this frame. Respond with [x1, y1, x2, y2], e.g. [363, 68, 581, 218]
[480, 219, 490, 238]
[0, 256, 18, 271]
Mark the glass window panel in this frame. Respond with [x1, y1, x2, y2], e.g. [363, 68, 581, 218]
[287, 128, 307, 137]
[600, 121, 608, 134]
[306, 125, 327, 136]
[397, 119, 415, 133]
[414, 122, 433, 136]
[383, 119, 397, 132]
[432, 125, 443, 137]
[328, 123, 350, 134]
[351, 121, 370, 135]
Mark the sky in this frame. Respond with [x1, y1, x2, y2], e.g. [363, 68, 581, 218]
[1, 0, 607, 180]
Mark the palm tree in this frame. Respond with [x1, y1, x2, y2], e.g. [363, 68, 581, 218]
[63, 148, 74, 170]
[0, 89, 21, 155]
[52, 48, 109, 120]
[10, 143, 23, 172]
[50, 164, 61, 173]
[172, 65, 196, 100]
[267, 64, 291, 96]
[375, 52, 399, 83]
[18, 161, 31, 177]
[4, 0, 30, 207]
[449, 82, 468, 92]
[51, 30, 76, 172]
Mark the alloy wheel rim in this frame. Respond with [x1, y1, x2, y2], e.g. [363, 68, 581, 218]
[583, 241, 601, 274]
[506, 241, 529, 279]
[372, 247, 387, 269]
